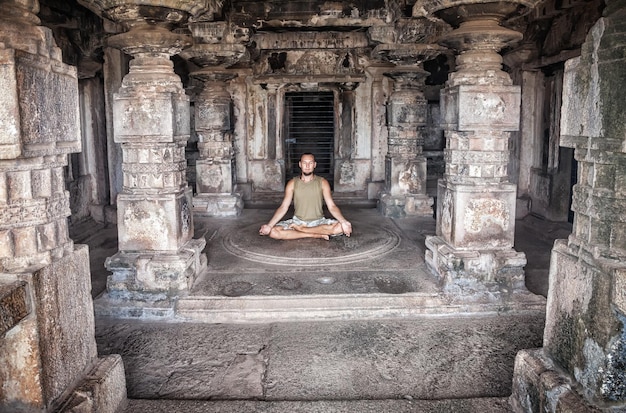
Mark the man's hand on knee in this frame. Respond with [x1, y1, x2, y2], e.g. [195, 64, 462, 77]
[340, 221, 352, 237]
[259, 224, 273, 236]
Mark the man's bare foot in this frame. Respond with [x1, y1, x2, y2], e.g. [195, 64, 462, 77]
[288, 223, 304, 231]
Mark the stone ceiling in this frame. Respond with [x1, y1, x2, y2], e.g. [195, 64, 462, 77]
[36, 0, 604, 79]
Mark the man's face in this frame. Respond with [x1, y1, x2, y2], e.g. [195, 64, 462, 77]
[299, 155, 316, 176]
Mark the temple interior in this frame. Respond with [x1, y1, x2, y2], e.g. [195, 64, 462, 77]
[0, 0, 625, 412]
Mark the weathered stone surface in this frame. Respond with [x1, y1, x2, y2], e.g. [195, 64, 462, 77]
[0, 281, 29, 336]
[94, 314, 544, 401]
[121, 397, 513, 413]
[442, 85, 521, 132]
[60, 354, 128, 413]
[0, 38, 81, 160]
[116, 190, 194, 252]
[0, 315, 45, 412]
[32, 244, 98, 404]
[510, 349, 602, 413]
[436, 181, 517, 249]
[512, 4, 626, 410]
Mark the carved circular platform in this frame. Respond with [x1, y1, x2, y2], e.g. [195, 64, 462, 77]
[222, 222, 401, 266]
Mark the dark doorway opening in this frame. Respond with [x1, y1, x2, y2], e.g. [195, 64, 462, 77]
[284, 92, 335, 185]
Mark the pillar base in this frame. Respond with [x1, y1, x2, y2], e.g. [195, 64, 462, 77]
[105, 238, 207, 300]
[193, 193, 243, 217]
[378, 193, 433, 218]
[510, 349, 606, 413]
[425, 235, 526, 295]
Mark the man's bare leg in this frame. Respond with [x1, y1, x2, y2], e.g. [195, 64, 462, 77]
[289, 222, 343, 236]
[268, 226, 329, 240]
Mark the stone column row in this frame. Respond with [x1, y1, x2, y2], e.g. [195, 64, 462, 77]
[0, 1, 125, 411]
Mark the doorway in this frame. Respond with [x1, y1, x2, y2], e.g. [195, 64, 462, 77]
[283, 91, 335, 184]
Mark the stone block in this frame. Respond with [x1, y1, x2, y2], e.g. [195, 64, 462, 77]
[12, 226, 37, 257]
[117, 189, 193, 252]
[31, 244, 98, 404]
[0, 315, 45, 411]
[249, 161, 284, 193]
[193, 194, 243, 217]
[7, 170, 32, 200]
[436, 180, 517, 249]
[106, 238, 207, 295]
[334, 159, 370, 192]
[31, 168, 52, 198]
[386, 96, 427, 127]
[0, 229, 13, 258]
[196, 99, 231, 131]
[59, 355, 127, 413]
[509, 348, 601, 413]
[0, 48, 21, 160]
[14, 50, 81, 157]
[544, 240, 626, 404]
[0, 281, 30, 336]
[196, 159, 234, 194]
[113, 92, 190, 142]
[442, 85, 521, 132]
[385, 156, 427, 196]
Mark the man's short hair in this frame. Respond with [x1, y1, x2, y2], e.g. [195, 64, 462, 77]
[301, 152, 315, 159]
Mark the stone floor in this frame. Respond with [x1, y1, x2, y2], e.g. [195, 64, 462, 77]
[120, 397, 513, 412]
[70, 207, 571, 411]
[72, 207, 569, 305]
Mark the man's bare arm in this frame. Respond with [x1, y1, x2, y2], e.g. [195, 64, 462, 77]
[259, 180, 295, 235]
[321, 178, 352, 236]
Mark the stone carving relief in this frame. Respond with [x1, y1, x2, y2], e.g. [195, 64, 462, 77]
[464, 199, 509, 233]
[181, 196, 190, 234]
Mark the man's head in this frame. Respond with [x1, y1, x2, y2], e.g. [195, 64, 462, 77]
[299, 153, 316, 176]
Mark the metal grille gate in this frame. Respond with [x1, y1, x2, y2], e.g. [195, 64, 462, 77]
[284, 92, 335, 184]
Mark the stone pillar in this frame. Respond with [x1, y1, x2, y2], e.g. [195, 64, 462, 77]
[0, 1, 126, 411]
[78, 2, 209, 301]
[180, 21, 247, 217]
[511, 1, 626, 410]
[379, 69, 433, 217]
[365, 65, 390, 200]
[423, 2, 534, 294]
[192, 70, 243, 216]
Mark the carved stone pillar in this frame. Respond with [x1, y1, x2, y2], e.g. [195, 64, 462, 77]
[192, 70, 243, 216]
[78, 0, 210, 301]
[379, 69, 433, 217]
[0, 1, 126, 411]
[511, 1, 626, 410]
[181, 21, 247, 216]
[418, 0, 538, 294]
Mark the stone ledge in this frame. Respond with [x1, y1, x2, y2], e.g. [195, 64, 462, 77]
[510, 348, 604, 413]
[0, 280, 30, 336]
[175, 291, 546, 324]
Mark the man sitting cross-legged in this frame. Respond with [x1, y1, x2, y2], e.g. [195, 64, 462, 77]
[259, 153, 353, 240]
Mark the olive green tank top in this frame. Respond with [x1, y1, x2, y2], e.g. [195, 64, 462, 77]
[293, 175, 324, 221]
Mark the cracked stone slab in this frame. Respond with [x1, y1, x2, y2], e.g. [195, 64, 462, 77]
[264, 315, 544, 401]
[96, 320, 270, 399]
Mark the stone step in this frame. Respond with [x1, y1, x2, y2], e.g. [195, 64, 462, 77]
[175, 291, 546, 323]
[95, 312, 544, 402]
[122, 396, 512, 412]
[93, 289, 546, 322]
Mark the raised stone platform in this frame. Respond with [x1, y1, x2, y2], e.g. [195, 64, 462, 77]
[93, 208, 548, 322]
